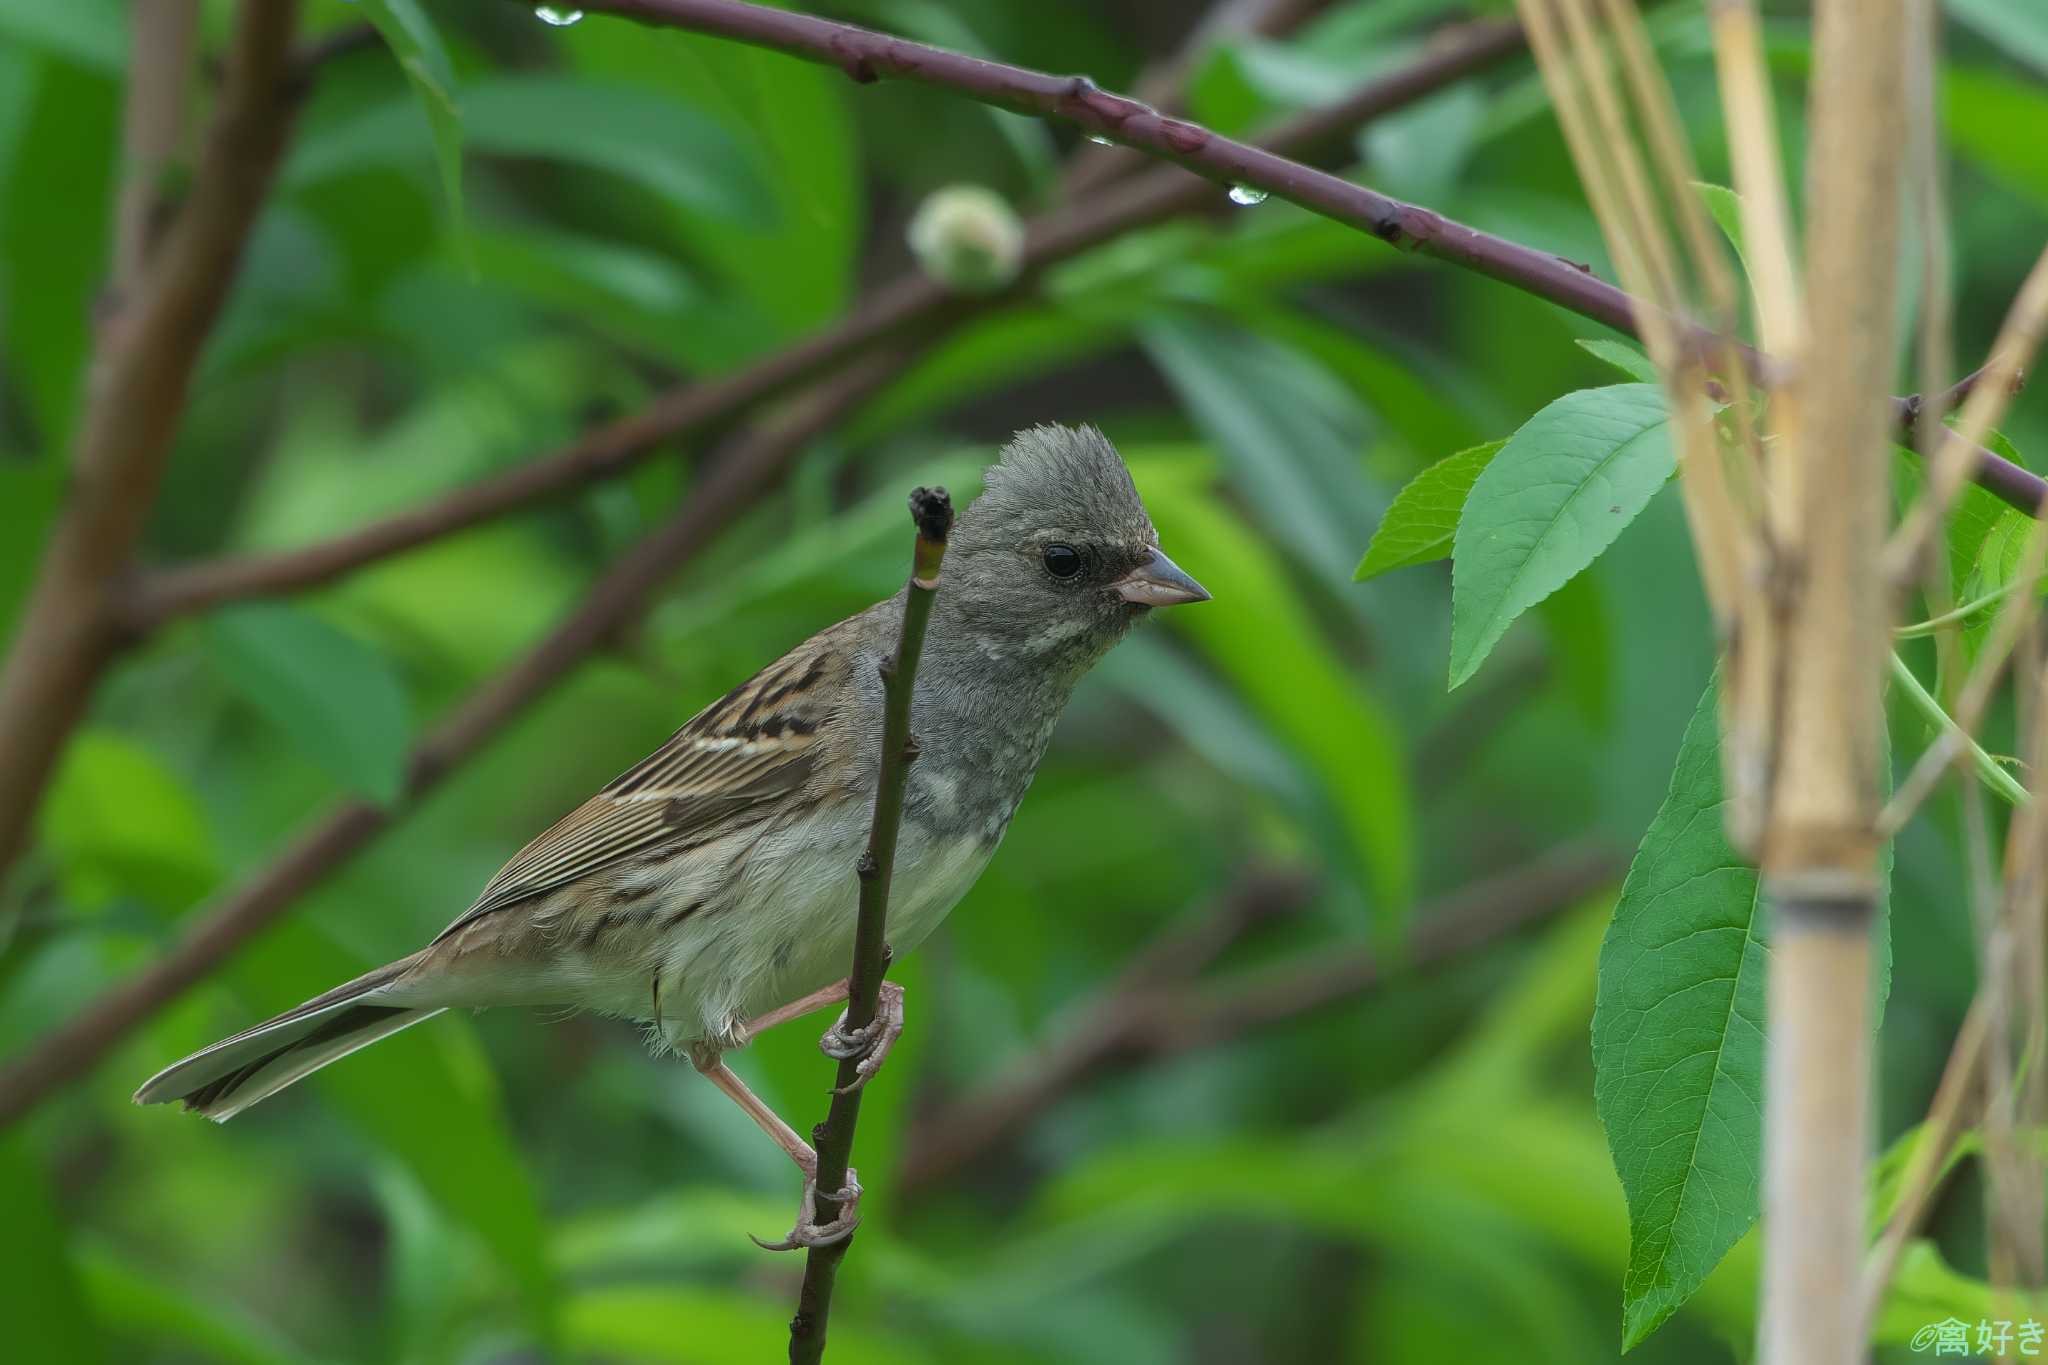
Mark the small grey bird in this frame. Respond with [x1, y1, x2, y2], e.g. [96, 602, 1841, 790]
[136, 423, 1208, 1247]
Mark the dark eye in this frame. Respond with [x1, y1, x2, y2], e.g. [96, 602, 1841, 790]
[1042, 543, 1084, 579]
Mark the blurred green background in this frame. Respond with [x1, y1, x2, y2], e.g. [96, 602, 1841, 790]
[1, 1, 2045, 1361]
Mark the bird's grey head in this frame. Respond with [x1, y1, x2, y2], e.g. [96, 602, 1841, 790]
[941, 424, 1209, 675]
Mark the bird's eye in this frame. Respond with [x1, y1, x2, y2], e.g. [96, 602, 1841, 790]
[1042, 543, 1084, 579]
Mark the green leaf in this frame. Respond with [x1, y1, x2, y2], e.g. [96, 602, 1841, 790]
[1577, 338, 1660, 385]
[1143, 317, 1382, 583]
[1595, 680, 1766, 1350]
[1356, 440, 1503, 580]
[1450, 385, 1676, 689]
[202, 605, 412, 805]
[225, 917, 559, 1341]
[1946, 0, 2048, 78]
[0, 0, 123, 71]
[42, 732, 219, 913]
[76, 1246, 311, 1365]
[561, 22, 861, 334]
[353, 0, 465, 235]
[290, 77, 771, 232]
[0, 1136, 100, 1364]
[0, 56, 118, 450]
[1595, 678, 1892, 1348]
[1692, 181, 1749, 272]
[1132, 457, 1415, 929]
[1947, 67, 2048, 210]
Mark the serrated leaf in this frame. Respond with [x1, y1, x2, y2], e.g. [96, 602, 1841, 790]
[1577, 338, 1660, 385]
[202, 605, 411, 805]
[1595, 678, 1891, 1349]
[354, 0, 465, 236]
[1450, 385, 1675, 689]
[1356, 440, 1502, 579]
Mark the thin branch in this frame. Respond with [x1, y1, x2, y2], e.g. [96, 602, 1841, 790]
[898, 843, 1619, 1197]
[127, 16, 1532, 627]
[576, 0, 2041, 512]
[1888, 652, 2027, 808]
[0, 356, 902, 1131]
[787, 490, 954, 1365]
[0, 8, 1532, 1128]
[111, 0, 201, 294]
[0, 1, 302, 881]
[1060, 0, 1331, 195]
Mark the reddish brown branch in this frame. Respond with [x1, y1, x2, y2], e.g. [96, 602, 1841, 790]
[0, 2, 303, 880]
[1060, 0, 1332, 195]
[0, 357, 901, 1130]
[578, 0, 2041, 514]
[127, 16, 1531, 628]
[898, 843, 1619, 1196]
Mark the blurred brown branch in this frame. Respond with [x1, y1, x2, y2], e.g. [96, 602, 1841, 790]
[899, 842, 1620, 1197]
[0, 4, 1531, 1130]
[0, 2, 302, 882]
[125, 15, 1530, 629]
[0, 357, 901, 1130]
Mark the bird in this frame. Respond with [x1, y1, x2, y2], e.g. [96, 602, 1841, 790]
[135, 423, 1209, 1247]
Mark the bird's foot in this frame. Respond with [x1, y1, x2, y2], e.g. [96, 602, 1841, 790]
[819, 981, 905, 1094]
[751, 1166, 862, 1252]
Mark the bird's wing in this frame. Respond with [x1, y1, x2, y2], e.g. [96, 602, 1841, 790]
[432, 633, 852, 943]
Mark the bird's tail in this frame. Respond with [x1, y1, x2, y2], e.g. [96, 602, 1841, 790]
[133, 952, 443, 1122]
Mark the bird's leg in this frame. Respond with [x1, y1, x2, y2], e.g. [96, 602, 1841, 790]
[687, 1043, 859, 1251]
[819, 980, 905, 1095]
[734, 977, 908, 1095]
[732, 977, 853, 1045]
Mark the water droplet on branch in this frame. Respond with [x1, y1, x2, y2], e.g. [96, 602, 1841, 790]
[1086, 133, 1114, 146]
[535, 6, 584, 25]
[1227, 184, 1268, 206]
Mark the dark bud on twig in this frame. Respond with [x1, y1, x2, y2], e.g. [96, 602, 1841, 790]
[909, 486, 953, 544]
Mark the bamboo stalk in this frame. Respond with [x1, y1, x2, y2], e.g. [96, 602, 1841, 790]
[1756, 2, 1908, 1361]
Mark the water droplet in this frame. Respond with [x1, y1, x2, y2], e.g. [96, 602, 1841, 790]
[1086, 133, 1114, 146]
[535, 6, 584, 25]
[1227, 184, 1268, 206]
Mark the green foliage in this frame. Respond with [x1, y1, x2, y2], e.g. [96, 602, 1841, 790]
[0, 5, 2039, 1361]
[1595, 680, 1767, 1350]
[1596, 680, 1892, 1349]
[1575, 339, 1659, 385]
[352, 0, 465, 235]
[1135, 455, 1415, 927]
[1449, 385, 1676, 689]
[202, 605, 413, 805]
[1357, 440, 1503, 580]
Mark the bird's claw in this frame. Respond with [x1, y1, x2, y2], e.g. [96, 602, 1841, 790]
[751, 1169, 862, 1252]
[819, 982, 905, 1094]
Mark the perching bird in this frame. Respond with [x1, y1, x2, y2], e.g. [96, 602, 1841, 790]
[136, 423, 1209, 1247]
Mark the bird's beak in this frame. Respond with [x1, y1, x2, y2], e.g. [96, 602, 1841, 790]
[1113, 546, 1211, 606]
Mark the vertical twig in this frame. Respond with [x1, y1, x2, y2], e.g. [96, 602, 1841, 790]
[1756, 2, 1907, 1362]
[786, 489, 954, 1365]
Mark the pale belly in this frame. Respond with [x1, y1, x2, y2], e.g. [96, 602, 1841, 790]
[539, 807, 1000, 1046]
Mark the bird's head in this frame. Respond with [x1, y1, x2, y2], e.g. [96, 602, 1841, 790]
[942, 424, 1209, 672]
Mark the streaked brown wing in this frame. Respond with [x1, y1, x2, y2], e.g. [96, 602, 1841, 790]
[432, 636, 845, 943]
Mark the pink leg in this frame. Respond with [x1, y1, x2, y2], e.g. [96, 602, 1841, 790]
[688, 1047, 859, 1251]
[735, 978, 853, 1045]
